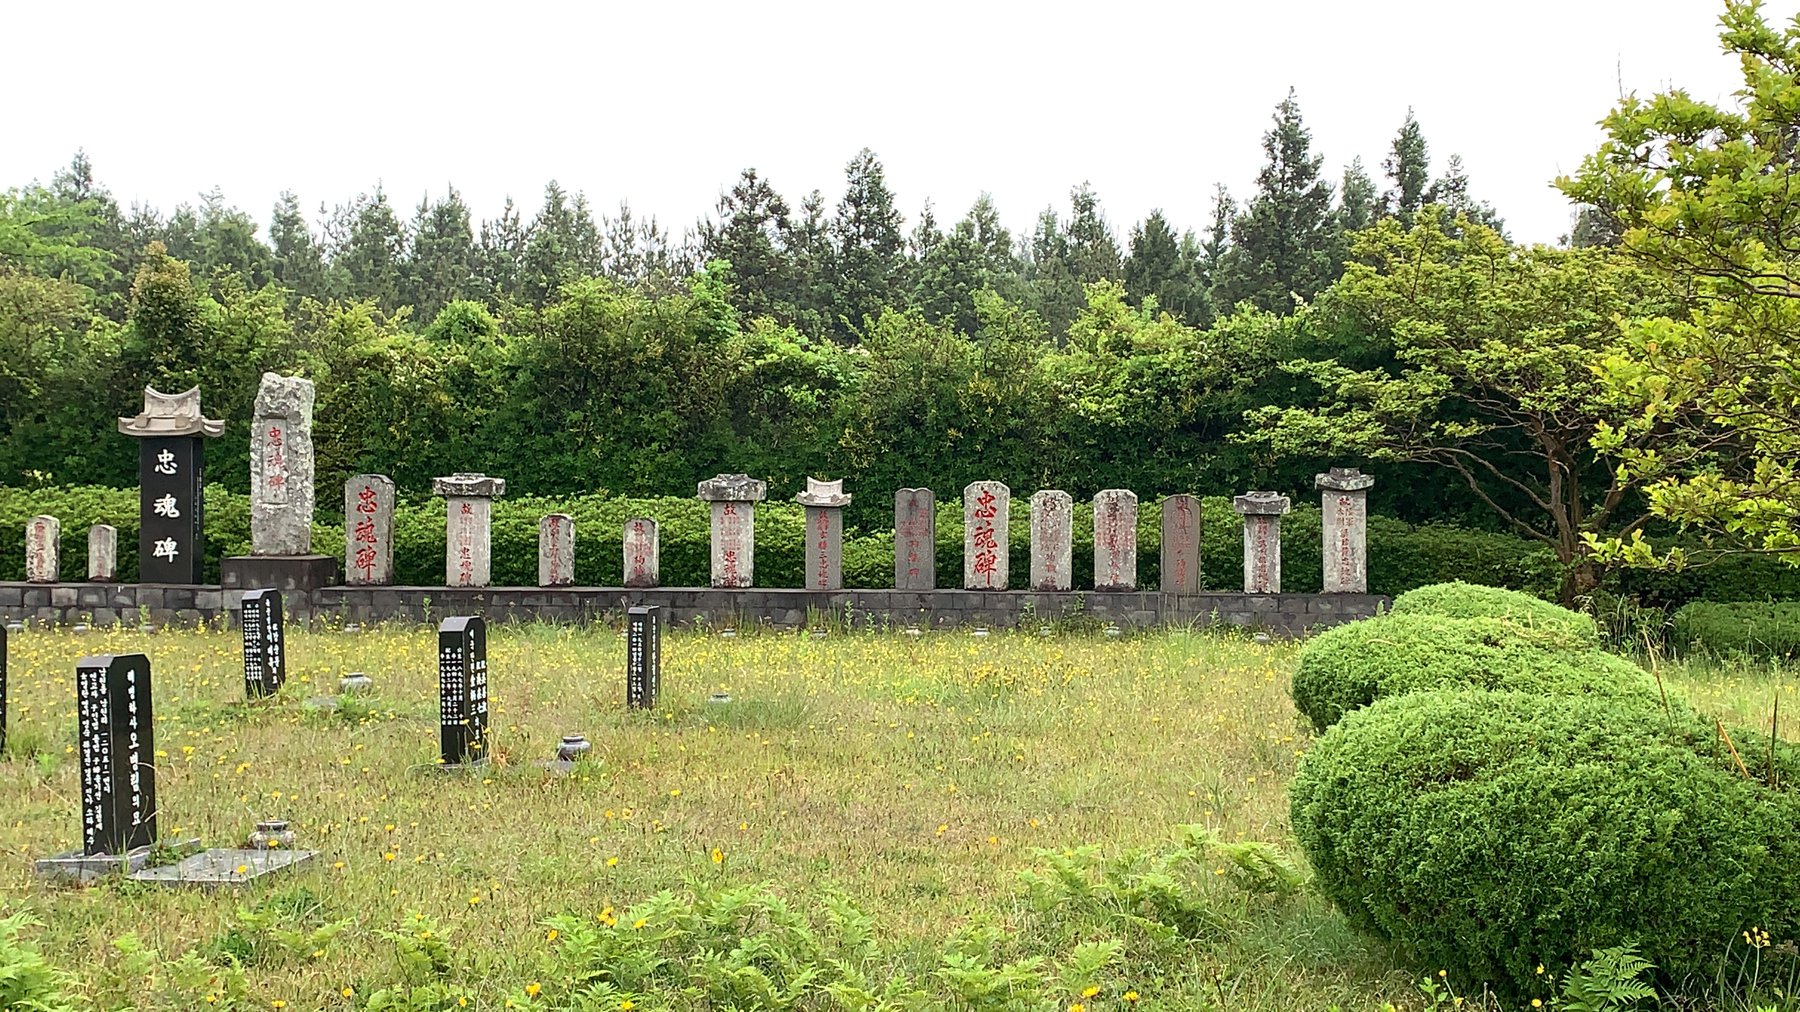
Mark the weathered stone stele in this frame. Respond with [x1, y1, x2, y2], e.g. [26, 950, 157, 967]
[1317, 467, 1375, 593]
[894, 489, 936, 590]
[963, 481, 1010, 590]
[25, 515, 59, 583]
[344, 475, 396, 585]
[432, 474, 506, 588]
[623, 518, 660, 588]
[796, 477, 850, 591]
[249, 373, 316, 556]
[1233, 492, 1291, 594]
[88, 525, 117, 581]
[1093, 489, 1138, 591]
[539, 514, 575, 587]
[1028, 491, 1073, 592]
[697, 474, 767, 589]
[1160, 494, 1201, 594]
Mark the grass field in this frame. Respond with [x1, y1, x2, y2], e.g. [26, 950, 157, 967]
[0, 624, 1793, 1011]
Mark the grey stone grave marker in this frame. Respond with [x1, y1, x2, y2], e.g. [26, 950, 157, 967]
[539, 514, 575, 587]
[240, 589, 286, 699]
[25, 514, 58, 583]
[697, 474, 767, 588]
[345, 474, 396, 585]
[1317, 467, 1375, 593]
[433, 474, 505, 588]
[626, 605, 662, 710]
[963, 481, 1010, 590]
[88, 525, 117, 581]
[796, 478, 850, 591]
[249, 373, 316, 556]
[438, 617, 489, 765]
[1233, 492, 1292, 594]
[1093, 489, 1139, 591]
[894, 489, 935, 590]
[1029, 490, 1073, 592]
[623, 518, 660, 588]
[1160, 494, 1202, 594]
[119, 386, 221, 585]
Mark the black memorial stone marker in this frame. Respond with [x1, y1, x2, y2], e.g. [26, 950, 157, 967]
[76, 653, 157, 855]
[241, 589, 287, 698]
[438, 617, 489, 765]
[138, 437, 207, 584]
[626, 605, 662, 710]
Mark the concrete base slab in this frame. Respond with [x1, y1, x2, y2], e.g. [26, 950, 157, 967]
[131, 847, 316, 886]
[34, 838, 202, 883]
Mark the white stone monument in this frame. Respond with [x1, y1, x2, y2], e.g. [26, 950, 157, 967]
[894, 489, 935, 590]
[795, 478, 850, 591]
[963, 481, 1010, 590]
[87, 525, 117, 582]
[249, 373, 316, 556]
[432, 473, 506, 588]
[697, 474, 767, 589]
[1029, 490, 1072, 592]
[344, 475, 396, 586]
[539, 514, 575, 587]
[1159, 494, 1201, 594]
[24, 515, 59, 583]
[1093, 489, 1138, 591]
[623, 518, 660, 588]
[1317, 467, 1375, 593]
[1233, 492, 1291, 594]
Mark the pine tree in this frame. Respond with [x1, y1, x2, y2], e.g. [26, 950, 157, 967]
[1026, 205, 1083, 339]
[1124, 209, 1202, 323]
[1427, 154, 1507, 236]
[518, 181, 602, 305]
[1382, 109, 1431, 223]
[269, 191, 326, 301]
[1338, 157, 1379, 234]
[324, 185, 406, 311]
[476, 198, 527, 302]
[1215, 89, 1339, 313]
[1065, 183, 1123, 285]
[697, 168, 794, 320]
[402, 187, 477, 323]
[788, 190, 838, 337]
[831, 148, 905, 336]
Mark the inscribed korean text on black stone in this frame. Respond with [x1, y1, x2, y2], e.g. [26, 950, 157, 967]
[240, 589, 287, 698]
[76, 653, 157, 855]
[438, 617, 489, 764]
[626, 606, 662, 710]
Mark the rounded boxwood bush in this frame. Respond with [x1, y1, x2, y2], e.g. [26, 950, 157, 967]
[1290, 612, 1658, 731]
[1390, 581, 1598, 642]
[1289, 690, 1800, 997]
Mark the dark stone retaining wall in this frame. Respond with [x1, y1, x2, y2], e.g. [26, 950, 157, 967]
[0, 582, 1387, 635]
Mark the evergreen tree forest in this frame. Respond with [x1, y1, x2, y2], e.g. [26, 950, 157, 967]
[4, 91, 1647, 575]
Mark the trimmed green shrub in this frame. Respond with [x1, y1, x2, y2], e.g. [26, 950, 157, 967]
[1391, 581, 1598, 642]
[1289, 613, 1659, 731]
[1670, 601, 1800, 659]
[1290, 690, 1800, 998]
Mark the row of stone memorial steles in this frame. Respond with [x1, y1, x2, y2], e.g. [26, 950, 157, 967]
[21, 468, 1377, 595]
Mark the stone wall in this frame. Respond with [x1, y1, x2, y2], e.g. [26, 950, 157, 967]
[0, 581, 1385, 635]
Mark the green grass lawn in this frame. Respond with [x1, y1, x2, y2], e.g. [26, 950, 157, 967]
[0, 625, 1793, 1011]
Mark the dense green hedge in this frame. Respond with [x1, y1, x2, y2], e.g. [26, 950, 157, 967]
[1390, 581, 1598, 641]
[1290, 690, 1800, 998]
[1288, 612, 1658, 731]
[0, 484, 1562, 592]
[1670, 601, 1800, 659]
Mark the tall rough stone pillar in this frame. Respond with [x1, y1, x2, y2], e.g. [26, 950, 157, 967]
[88, 525, 117, 582]
[1093, 489, 1139, 591]
[433, 474, 506, 588]
[894, 489, 935, 590]
[697, 474, 767, 589]
[25, 515, 59, 583]
[223, 373, 337, 594]
[538, 514, 575, 587]
[963, 481, 1010, 590]
[1159, 494, 1201, 594]
[1317, 467, 1375, 593]
[623, 518, 660, 588]
[344, 475, 396, 586]
[118, 387, 222, 584]
[1029, 490, 1072, 591]
[1233, 492, 1291, 594]
[796, 478, 850, 591]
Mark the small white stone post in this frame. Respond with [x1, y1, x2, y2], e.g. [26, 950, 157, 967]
[1029, 490, 1072, 591]
[87, 525, 117, 581]
[1233, 492, 1291, 594]
[25, 515, 59, 583]
[1093, 489, 1139, 591]
[1317, 467, 1375, 593]
[432, 473, 506, 588]
[697, 474, 767, 589]
[623, 518, 660, 588]
[796, 478, 850, 591]
[538, 514, 575, 587]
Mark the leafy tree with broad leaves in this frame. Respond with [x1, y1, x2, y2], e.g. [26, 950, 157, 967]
[1561, 0, 1800, 570]
[1238, 214, 1681, 600]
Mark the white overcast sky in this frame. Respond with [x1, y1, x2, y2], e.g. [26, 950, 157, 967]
[7, 0, 1795, 248]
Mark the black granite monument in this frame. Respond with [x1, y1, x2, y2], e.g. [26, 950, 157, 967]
[626, 605, 662, 710]
[241, 589, 287, 698]
[438, 617, 489, 765]
[76, 653, 157, 855]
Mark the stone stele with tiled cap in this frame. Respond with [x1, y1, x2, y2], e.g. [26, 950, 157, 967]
[696, 474, 767, 588]
[432, 473, 506, 588]
[795, 477, 851, 590]
[1232, 491, 1292, 594]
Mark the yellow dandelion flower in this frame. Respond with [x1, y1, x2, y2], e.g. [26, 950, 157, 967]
[526, 982, 541, 997]
[1124, 992, 1139, 1003]
[1081, 985, 1100, 997]
[546, 928, 559, 942]
[711, 848, 724, 864]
